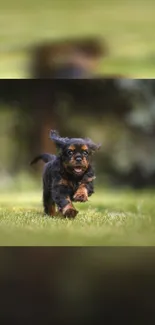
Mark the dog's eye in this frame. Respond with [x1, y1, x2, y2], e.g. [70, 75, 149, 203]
[67, 150, 74, 156]
[83, 151, 89, 156]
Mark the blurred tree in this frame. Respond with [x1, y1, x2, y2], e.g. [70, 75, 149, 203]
[1, 79, 155, 188]
[31, 37, 107, 79]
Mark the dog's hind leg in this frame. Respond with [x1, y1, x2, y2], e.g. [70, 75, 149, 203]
[48, 201, 56, 216]
[43, 190, 49, 215]
[43, 189, 56, 216]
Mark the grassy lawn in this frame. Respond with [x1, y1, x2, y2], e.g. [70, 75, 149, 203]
[1, 0, 155, 77]
[0, 188, 155, 246]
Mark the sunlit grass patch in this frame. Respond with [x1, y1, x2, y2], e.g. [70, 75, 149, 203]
[0, 188, 155, 245]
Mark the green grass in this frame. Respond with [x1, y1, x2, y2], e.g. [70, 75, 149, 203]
[1, 0, 155, 77]
[0, 188, 155, 246]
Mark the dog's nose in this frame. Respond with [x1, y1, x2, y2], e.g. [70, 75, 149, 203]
[76, 156, 82, 162]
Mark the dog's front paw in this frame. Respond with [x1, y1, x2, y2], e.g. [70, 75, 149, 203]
[64, 208, 78, 218]
[62, 204, 78, 218]
[73, 190, 88, 202]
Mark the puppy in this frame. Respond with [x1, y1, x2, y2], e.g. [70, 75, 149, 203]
[30, 130, 101, 218]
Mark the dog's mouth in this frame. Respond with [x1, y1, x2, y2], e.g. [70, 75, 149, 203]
[64, 162, 87, 176]
[73, 166, 85, 175]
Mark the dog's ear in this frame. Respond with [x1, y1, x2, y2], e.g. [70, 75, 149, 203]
[50, 130, 69, 149]
[85, 138, 102, 152]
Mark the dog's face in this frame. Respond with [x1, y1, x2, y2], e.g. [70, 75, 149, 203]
[62, 143, 91, 176]
[50, 130, 101, 177]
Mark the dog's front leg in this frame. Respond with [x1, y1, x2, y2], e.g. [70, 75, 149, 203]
[52, 183, 78, 218]
[73, 183, 88, 202]
[73, 176, 95, 202]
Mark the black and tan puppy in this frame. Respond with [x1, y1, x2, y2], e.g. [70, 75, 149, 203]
[30, 130, 101, 218]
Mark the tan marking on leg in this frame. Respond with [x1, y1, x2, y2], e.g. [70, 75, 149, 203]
[73, 184, 88, 202]
[62, 203, 73, 214]
[62, 201, 78, 218]
[48, 203, 56, 216]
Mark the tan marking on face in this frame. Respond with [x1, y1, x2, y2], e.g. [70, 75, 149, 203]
[70, 156, 75, 163]
[68, 145, 76, 150]
[63, 158, 77, 172]
[63, 161, 73, 171]
[82, 157, 89, 169]
[81, 145, 88, 151]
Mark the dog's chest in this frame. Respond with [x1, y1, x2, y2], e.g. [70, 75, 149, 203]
[71, 180, 80, 193]
[61, 173, 81, 193]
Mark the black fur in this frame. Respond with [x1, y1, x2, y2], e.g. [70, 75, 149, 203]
[30, 130, 101, 218]
[30, 153, 56, 165]
[50, 129, 101, 151]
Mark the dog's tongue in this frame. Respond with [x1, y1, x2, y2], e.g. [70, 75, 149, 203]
[74, 167, 82, 173]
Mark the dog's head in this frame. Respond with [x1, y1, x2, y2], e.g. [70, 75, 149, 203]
[50, 130, 101, 177]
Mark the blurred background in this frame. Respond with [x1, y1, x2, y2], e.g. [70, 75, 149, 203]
[1, 79, 155, 192]
[1, 0, 155, 78]
[1, 2, 155, 318]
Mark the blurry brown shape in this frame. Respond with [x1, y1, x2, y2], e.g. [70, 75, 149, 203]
[31, 37, 108, 79]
